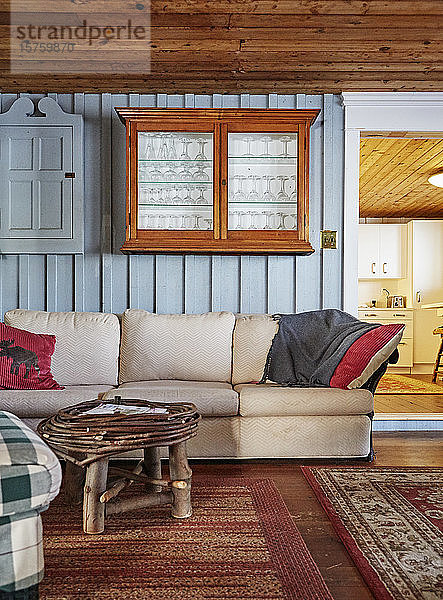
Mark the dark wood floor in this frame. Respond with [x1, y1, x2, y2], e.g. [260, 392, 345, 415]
[189, 432, 442, 600]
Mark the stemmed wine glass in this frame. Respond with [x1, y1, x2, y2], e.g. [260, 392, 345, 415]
[279, 136, 292, 157]
[178, 165, 192, 181]
[247, 175, 260, 203]
[289, 174, 297, 203]
[171, 186, 182, 205]
[196, 187, 207, 204]
[194, 138, 208, 160]
[262, 176, 275, 203]
[167, 135, 178, 160]
[260, 136, 273, 157]
[233, 175, 247, 203]
[157, 134, 169, 161]
[276, 176, 289, 202]
[179, 138, 192, 160]
[242, 136, 255, 157]
[194, 165, 210, 181]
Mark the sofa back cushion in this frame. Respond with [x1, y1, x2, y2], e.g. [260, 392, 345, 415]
[4, 310, 120, 386]
[232, 315, 279, 385]
[120, 309, 235, 383]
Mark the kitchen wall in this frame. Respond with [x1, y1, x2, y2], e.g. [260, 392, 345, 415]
[0, 93, 344, 317]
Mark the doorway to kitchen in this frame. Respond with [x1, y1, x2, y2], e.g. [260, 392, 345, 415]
[357, 131, 443, 421]
[341, 92, 443, 428]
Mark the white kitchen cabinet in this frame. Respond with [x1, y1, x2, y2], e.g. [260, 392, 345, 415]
[358, 308, 413, 368]
[358, 224, 406, 279]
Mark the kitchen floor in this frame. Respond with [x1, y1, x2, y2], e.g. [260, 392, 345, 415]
[375, 374, 443, 415]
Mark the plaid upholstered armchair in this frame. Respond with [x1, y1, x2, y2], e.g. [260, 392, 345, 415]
[0, 412, 61, 599]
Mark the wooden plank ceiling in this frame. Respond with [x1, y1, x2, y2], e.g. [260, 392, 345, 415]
[360, 136, 443, 218]
[0, 0, 442, 92]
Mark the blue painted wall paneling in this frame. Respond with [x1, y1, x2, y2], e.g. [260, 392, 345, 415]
[0, 93, 345, 317]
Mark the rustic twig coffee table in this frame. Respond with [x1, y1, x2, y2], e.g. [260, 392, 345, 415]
[38, 397, 200, 534]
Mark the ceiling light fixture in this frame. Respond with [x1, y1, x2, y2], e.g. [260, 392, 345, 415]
[427, 172, 443, 188]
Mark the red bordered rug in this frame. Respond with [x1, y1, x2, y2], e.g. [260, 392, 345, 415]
[302, 466, 443, 600]
[41, 478, 332, 600]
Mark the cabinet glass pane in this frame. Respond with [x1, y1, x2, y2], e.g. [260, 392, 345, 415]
[228, 133, 297, 230]
[137, 132, 213, 230]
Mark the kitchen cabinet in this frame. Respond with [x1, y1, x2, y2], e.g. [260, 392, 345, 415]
[115, 108, 319, 254]
[358, 308, 413, 368]
[358, 224, 406, 279]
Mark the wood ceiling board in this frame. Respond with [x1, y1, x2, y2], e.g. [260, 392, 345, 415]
[360, 138, 443, 218]
[1, 0, 441, 92]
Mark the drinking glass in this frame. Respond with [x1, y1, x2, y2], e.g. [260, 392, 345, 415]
[196, 187, 207, 204]
[182, 186, 193, 205]
[157, 135, 169, 160]
[276, 176, 289, 202]
[179, 138, 192, 160]
[289, 174, 297, 203]
[164, 163, 177, 180]
[194, 138, 208, 160]
[262, 176, 275, 203]
[242, 136, 255, 157]
[279, 136, 292, 157]
[194, 165, 210, 181]
[260, 136, 273, 157]
[178, 165, 192, 181]
[247, 175, 260, 203]
[148, 166, 162, 181]
[167, 135, 178, 160]
[171, 186, 182, 205]
[233, 175, 247, 203]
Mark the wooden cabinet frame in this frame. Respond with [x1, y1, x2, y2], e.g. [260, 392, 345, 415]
[115, 108, 319, 255]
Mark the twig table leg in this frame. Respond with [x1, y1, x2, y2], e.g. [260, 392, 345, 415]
[64, 460, 85, 505]
[169, 442, 192, 519]
[83, 457, 109, 534]
[143, 447, 162, 493]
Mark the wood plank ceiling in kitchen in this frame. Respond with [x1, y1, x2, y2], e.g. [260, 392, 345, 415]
[0, 0, 442, 92]
[360, 135, 443, 218]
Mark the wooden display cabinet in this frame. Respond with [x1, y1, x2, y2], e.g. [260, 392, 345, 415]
[115, 108, 319, 254]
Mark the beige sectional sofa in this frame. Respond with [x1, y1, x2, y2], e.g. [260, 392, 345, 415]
[0, 309, 374, 459]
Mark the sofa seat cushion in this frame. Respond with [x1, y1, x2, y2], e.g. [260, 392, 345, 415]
[102, 381, 239, 417]
[0, 385, 115, 419]
[120, 310, 235, 383]
[234, 383, 373, 417]
[4, 310, 120, 386]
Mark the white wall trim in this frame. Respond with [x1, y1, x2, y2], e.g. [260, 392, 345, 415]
[341, 92, 443, 316]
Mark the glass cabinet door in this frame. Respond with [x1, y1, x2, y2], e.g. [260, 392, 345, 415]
[137, 131, 213, 231]
[227, 133, 297, 231]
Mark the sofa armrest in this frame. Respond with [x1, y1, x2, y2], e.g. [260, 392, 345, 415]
[0, 412, 61, 516]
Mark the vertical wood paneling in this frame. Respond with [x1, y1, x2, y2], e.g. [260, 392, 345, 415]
[0, 92, 345, 319]
[296, 93, 322, 312]
[83, 94, 101, 312]
[110, 93, 130, 313]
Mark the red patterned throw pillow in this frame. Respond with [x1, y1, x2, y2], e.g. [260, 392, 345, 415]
[330, 323, 405, 389]
[0, 323, 63, 389]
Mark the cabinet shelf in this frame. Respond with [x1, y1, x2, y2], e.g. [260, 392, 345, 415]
[115, 107, 319, 255]
[139, 181, 213, 185]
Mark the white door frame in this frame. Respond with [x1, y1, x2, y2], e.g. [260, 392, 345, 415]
[341, 92, 443, 316]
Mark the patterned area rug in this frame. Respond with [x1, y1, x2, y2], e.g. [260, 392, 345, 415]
[376, 373, 443, 394]
[40, 478, 332, 600]
[302, 467, 443, 600]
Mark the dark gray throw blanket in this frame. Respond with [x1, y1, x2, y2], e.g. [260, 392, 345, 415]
[260, 309, 397, 391]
